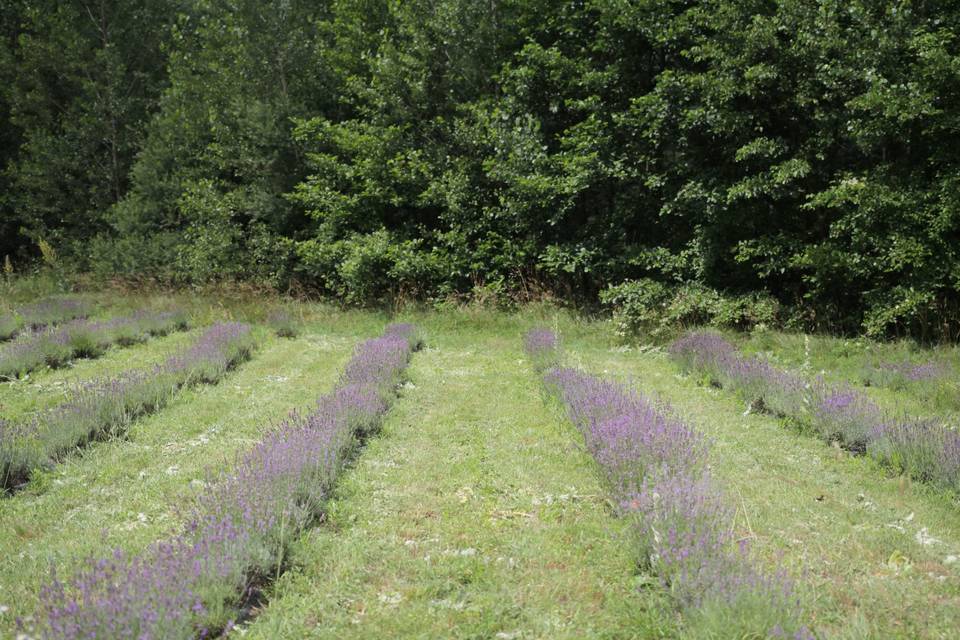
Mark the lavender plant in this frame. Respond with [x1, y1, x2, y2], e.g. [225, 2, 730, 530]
[0, 298, 93, 342]
[868, 420, 960, 493]
[862, 360, 947, 390]
[669, 331, 809, 417]
[0, 309, 188, 379]
[809, 383, 883, 452]
[19, 298, 92, 327]
[523, 327, 561, 372]
[0, 323, 253, 491]
[670, 330, 960, 496]
[526, 329, 809, 638]
[31, 323, 421, 639]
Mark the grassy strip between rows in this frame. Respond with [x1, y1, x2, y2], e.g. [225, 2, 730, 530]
[671, 331, 960, 497]
[21, 324, 422, 639]
[0, 309, 189, 379]
[524, 328, 811, 639]
[0, 322, 255, 492]
[0, 297, 93, 342]
[238, 322, 669, 639]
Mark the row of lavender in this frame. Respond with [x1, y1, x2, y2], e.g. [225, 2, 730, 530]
[0, 298, 92, 342]
[29, 323, 422, 639]
[0, 309, 188, 379]
[0, 322, 254, 491]
[670, 332, 960, 495]
[523, 329, 810, 639]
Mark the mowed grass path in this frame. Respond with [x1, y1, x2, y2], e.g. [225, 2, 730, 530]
[241, 323, 674, 639]
[570, 341, 960, 639]
[0, 329, 356, 635]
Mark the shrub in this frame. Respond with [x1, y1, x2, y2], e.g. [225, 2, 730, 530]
[266, 309, 299, 338]
[602, 280, 779, 340]
[296, 231, 445, 305]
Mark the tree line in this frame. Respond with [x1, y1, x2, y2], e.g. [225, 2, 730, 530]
[2, 1, 959, 338]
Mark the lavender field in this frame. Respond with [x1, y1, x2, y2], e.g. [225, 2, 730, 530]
[1, 292, 959, 639]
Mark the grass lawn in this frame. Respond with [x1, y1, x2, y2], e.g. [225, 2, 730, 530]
[1, 294, 959, 638]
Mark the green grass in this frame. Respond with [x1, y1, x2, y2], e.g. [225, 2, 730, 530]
[239, 316, 674, 639]
[2, 293, 960, 638]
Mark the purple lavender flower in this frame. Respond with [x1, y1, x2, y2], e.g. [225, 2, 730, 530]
[869, 419, 960, 492]
[523, 328, 561, 372]
[865, 360, 947, 389]
[164, 322, 253, 384]
[1, 297, 93, 344]
[670, 330, 959, 522]
[0, 309, 188, 379]
[533, 328, 807, 636]
[810, 383, 882, 452]
[384, 322, 424, 351]
[1, 323, 252, 491]
[33, 323, 422, 638]
[18, 298, 92, 329]
[668, 331, 736, 380]
[669, 332, 811, 418]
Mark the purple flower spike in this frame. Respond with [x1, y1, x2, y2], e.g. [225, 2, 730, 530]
[33, 324, 421, 639]
[523, 328, 561, 372]
[670, 329, 960, 503]
[866, 359, 947, 388]
[0, 308, 188, 379]
[2, 322, 252, 491]
[530, 328, 808, 637]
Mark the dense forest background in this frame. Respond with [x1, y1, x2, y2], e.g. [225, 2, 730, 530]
[2, 1, 960, 339]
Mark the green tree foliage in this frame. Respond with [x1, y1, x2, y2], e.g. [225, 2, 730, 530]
[0, 2, 26, 262]
[3, 0, 174, 258]
[95, 0, 332, 285]
[2, 0, 960, 338]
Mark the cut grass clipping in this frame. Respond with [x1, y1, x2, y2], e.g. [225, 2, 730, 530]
[524, 328, 810, 639]
[27, 323, 422, 639]
[0, 322, 254, 492]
